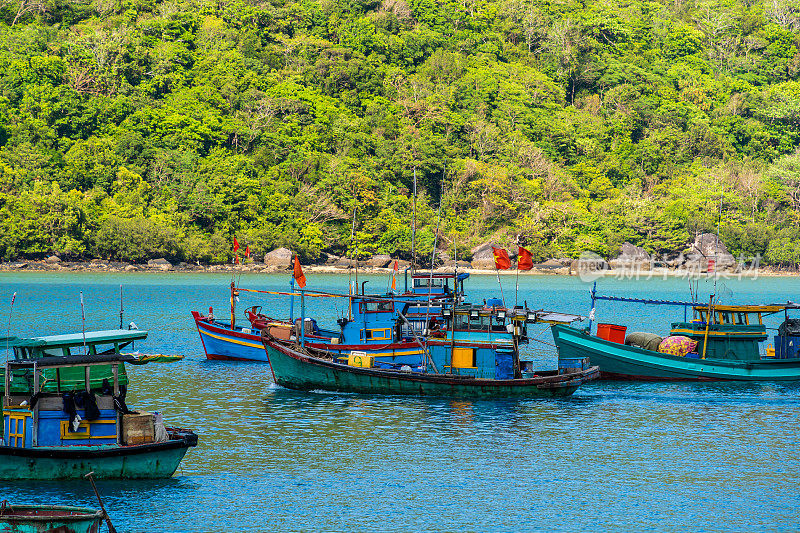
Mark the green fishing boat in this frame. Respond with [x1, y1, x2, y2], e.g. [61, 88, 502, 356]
[552, 288, 800, 381]
[0, 503, 103, 533]
[263, 302, 599, 398]
[1, 330, 198, 480]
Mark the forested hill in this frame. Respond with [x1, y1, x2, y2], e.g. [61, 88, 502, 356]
[0, 0, 798, 265]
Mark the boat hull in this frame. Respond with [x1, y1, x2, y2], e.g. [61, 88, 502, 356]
[0, 429, 198, 480]
[264, 338, 598, 398]
[0, 505, 102, 533]
[192, 312, 270, 362]
[552, 324, 800, 381]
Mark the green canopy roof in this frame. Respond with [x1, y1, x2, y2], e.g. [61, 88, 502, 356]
[5, 329, 148, 349]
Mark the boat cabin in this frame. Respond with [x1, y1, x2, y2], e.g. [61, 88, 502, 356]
[340, 297, 399, 345]
[670, 305, 783, 360]
[2, 330, 149, 449]
[406, 272, 469, 297]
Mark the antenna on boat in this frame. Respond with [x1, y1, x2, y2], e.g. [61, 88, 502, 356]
[119, 285, 124, 330]
[411, 167, 417, 274]
[80, 291, 87, 356]
[5, 291, 16, 363]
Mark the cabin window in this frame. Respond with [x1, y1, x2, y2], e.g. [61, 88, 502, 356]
[453, 315, 470, 330]
[364, 328, 392, 341]
[736, 313, 748, 325]
[413, 278, 444, 288]
[91, 344, 117, 356]
[361, 301, 394, 313]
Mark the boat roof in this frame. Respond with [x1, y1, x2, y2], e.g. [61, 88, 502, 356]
[412, 272, 470, 281]
[7, 353, 138, 368]
[693, 305, 786, 313]
[2, 329, 148, 349]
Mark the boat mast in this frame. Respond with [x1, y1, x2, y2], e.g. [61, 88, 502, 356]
[411, 167, 417, 274]
[5, 291, 16, 363]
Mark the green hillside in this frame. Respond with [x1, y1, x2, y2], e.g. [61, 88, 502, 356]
[0, 0, 798, 264]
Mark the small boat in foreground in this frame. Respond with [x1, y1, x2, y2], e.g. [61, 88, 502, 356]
[0, 502, 103, 533]
[1, 329, 198, 480]
[263, 304, 599, 398]
[553, 289, 800, 381]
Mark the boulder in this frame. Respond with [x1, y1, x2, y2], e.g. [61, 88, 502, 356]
[365, 254, 392, 268]
[8, 262, 28, 269]
[334, 257, 358, 268]
[689, 233, 736, 268]
[470, 243, 515, 269]
[263, 247, 294, 268]
[324, 254, 340, 265]
[147, 258, 173, 271]
[45, 255, 61, 264]
[609, 242, 651, 270]
[124, 265, 138, 272]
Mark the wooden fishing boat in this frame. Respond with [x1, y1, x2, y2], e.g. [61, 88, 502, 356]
[552, 289, 800, 381]
[1, 330, 198, 480]
[0, 503, 103, 533]
[192, 271, 469, 362]
[262, 304, 599, 398]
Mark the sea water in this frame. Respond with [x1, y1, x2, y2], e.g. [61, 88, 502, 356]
[0, 272, 798, 532]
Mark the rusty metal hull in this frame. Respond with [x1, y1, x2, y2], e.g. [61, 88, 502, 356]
[0, 505, 102, 533]
[0, 429, 198, 480]
[264, 338, 598, 398]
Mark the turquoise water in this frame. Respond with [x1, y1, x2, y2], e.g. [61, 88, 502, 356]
[1, 272, 799, 532]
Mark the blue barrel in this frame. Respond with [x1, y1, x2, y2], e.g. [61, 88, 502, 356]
[774, 335, 800, 359]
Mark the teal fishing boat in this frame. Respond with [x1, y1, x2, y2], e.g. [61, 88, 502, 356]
[263, 303, 599, 398]
[552, 289, 800, 381]
[0, 503, 103, 533]
[1, 330, 197, 480]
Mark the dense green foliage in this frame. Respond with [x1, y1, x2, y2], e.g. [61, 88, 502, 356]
[0, 0, 798, 263]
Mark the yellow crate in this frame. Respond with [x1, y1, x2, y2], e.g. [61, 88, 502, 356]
[348, 351, 374, 368]
[452, 347, 476, 368]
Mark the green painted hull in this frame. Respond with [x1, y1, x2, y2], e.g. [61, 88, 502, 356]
[265, 339, 597, 398]
[552, 325, 800, 381]
[0, 431, 197, 480]
[0, 505, 102, 533]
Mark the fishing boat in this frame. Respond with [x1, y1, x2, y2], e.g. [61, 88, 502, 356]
[0, 502, 103, 533]
[1, 329, 198, 480]
[552, 288, 800, 381]
[262, 303, 599, 398]
[192, 271, 468, 363]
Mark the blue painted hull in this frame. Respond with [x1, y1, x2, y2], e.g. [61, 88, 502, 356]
[193, 315, 269, 362]
[192, 312, 425, 365]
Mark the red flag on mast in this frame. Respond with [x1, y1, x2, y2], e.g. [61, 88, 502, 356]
[233, 238, 239, 254]
[244, 245, 250, 258]
[293, 255, 307, 288]
[391, 260, 398, 290]
[518, 246, 533, 271]
[492, 247, 510, 270]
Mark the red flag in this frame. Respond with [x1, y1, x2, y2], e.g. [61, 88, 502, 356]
[244, 245, 250, 258]
[233, 237, 239, 254]
[518, 246, 533, 271]
[235, 256, 240, 265]
[492, 247, 510, 270]
[391, 260, 398, 290]
[293, 255, 307, 288]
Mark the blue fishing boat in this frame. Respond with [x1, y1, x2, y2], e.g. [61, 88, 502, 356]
[1, 330, 198, 480]
[192, 271, 469, 363]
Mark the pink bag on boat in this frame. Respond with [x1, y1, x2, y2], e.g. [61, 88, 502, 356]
[658, 336, 698, 357]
